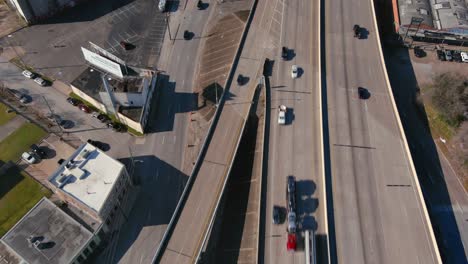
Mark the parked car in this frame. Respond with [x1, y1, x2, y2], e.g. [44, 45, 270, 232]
[97, 114, 110, 123]
[22, 70, 36, 79]
[30, 144, 46, 159]
[67, 97, 81, 106]
[452, 51, 462, 62]
[22, 152, 38, 164]
[278, 105, 287, 125]
[444, 50, 453, 61]
[34, 77, 47, 86]
[87, 139, 105, 150]
[286, 233, 297, 252]
[107, 122, 126, 132]
[461, 52, 468, 63]
[78, 104, 92, 113]
[59, 120, 73, 129]
[436, 50, 446, 61]
[291, 65, 298, 79]
[183, 30, 191, 40]
[158, 0, 166, 12]
[272, 206, 280, 224]
[414, 47, 426, 58]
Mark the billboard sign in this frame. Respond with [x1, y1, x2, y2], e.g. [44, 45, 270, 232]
[81, 47, 124, 78]
[88, 41, 126, 66]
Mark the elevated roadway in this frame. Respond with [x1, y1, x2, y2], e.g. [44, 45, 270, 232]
[156, 0, 273, 263]
[324, 0, 442, 262]
[261, 0, 325, 263]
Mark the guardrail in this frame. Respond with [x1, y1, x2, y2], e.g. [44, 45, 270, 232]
[151, 0, 259, 262]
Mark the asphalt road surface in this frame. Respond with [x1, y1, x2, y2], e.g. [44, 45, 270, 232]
[262, 0, 325, 263]
[325, 0, 441, 263]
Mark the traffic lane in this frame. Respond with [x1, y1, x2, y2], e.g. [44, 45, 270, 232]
[326, 7, 439, 264]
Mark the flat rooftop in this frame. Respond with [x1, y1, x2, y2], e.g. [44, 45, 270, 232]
[1, 198, 93, 264]
[49, 143, 124, 214]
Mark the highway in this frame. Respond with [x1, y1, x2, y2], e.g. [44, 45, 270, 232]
[324, 0, 441, 262]
[262, 0, 325, 263]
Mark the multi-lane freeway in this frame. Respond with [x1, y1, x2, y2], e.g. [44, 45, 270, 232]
[262, 0, 325, 263]
[325, 0, 441, 262]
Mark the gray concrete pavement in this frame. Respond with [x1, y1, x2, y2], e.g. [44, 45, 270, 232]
[325, 0, 440, 262]
[262, 0, 324, 263]
[158, 0, 269, 263]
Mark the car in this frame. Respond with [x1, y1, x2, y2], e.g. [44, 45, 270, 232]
[30, 144, 46, 158]
[67, 97, 81, 106]
[237, 74, 246, 85]
[287, 175, 295, 193]
[414, 47, 426, 58]
[22, 70, 35, 79]
[183, 30, 191, 40]
[78, 104, 92, 113]
[444, 50, 453, 61]
[34, 77, 47, 86]
[291, 65, 298, 79]
[87, 139, 105, 150]
[281, 46, 288, 60]
[286, 233, 297, 252]
[19, 95, 29, 104]
[273, 206, 280, 224]
[107, 122, 126, 132]
[158, 0, 166, 12]
[358, 87, 370, 99]
[120, 41, 133, 50]
[353, 24, 361, 38]
[59, 120, 73, 129]
[278, 105, 287, 125]
[452, 51, 462, 62]
[461, 52, 468, 63]
[197, 0, 204, 9]
[436, 50, 446, 61]
[97, 114, 110, 123]
[22, 152, 38, 164]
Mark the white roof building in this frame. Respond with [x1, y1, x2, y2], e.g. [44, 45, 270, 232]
[48, 143, 130, 221]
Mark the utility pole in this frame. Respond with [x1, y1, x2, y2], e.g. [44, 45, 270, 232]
[215, 82, 218, 107]
[42, 96, 63, 135]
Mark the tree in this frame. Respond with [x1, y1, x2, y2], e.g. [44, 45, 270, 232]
[431, 73, 468, 126]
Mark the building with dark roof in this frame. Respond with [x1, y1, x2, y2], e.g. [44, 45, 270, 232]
[1, 198, 100, 264]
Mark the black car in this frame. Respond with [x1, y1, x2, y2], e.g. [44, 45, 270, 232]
[414, 47, 426, 58]
[183, 30, 191, 40]
[281, 46, 288, 60]
[197, 0, 204, 9]
[30, 144, 46, 158]
[107, 122, 126, 132]
[452, 51, 462, 62]
[273, 206, 281, 225]
[287, 176, 295, 193]
[358, 87, 370, 99]
[436, 50, 446, 61]
[59, 120, 73, 129]
[353, 24, 361, 38]
[87, 139, 105, 150]
[67, 97, 81, 106]
[97, 114, 110, 123]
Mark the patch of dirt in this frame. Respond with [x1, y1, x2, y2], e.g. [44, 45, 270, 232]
[0, 3, 25, 38]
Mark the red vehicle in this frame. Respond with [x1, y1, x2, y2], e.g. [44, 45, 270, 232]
[287, 233, 297, 252]
[78, 104, 92, 113]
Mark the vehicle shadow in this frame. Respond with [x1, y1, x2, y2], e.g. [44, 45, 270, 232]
[146, 74, 198, 133]
[383, 43, 467, 263]
[93, 155, 189, 263]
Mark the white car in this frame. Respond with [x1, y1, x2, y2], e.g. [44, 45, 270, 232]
[22, 70, 35, 79]
[278, 105, 287, 125]
[34, 77, 46, 86]
[461, 52, 468, 63]
[22, 152, 37, 164]
[158, 0, 166, 12]
[291, 65, 298, 79]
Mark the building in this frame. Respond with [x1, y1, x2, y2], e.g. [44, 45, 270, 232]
[47, 143, 133, 233]
[71, 67, 157, 134]
[5, 0, 89, 24]
[1, 197, 99, 264]
[393, 0, 468, 45]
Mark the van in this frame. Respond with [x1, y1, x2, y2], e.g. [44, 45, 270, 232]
[158, 0, 166, 12]
[461, 52, 468, 63]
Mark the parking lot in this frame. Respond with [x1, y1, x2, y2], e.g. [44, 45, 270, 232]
[0, 0, 167, 83]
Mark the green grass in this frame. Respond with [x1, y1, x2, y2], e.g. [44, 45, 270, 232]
[0, 166, 52, 237]
[425, 104, 455, 141]
[0, 103, 16, 126]
[0, 123, 47, 163]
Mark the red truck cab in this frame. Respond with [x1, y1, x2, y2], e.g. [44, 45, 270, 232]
[287, 233, 297, 252]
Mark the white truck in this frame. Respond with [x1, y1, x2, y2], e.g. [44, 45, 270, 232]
[278, 105, 287, 125]
[158, 0, 166, 12]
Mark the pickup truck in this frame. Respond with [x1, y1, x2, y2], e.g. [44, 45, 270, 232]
[278, 105, 287, 125]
